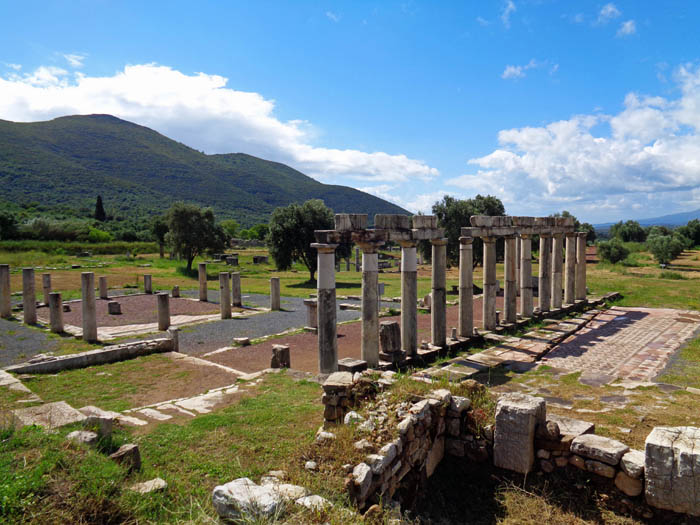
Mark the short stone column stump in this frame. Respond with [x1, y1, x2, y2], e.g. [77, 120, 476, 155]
[107, 301, 122, 315]
[270, 344, 291, 369]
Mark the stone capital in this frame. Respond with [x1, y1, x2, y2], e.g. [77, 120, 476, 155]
[482, 236, 497, 243]
[539, 232, 553, 238]
[311, 243, 338, 254]
[576, 231, 588, 238]
[459, 236, 474, 245]
[565, 231, 577, 238]
[357, 241, 383, 253]
[397, 239, 417, 248]
[430, 237, 448, 246]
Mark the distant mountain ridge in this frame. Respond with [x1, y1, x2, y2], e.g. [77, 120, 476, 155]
[0, 114, 409, 226]
[594, 208, 700, 229]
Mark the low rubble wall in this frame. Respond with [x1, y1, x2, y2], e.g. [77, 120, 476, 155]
[324, 373, 700, 518]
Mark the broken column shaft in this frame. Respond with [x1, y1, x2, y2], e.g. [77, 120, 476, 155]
[538, 233, 552, 313]
[504, 235, 517, 324]
[458, 236, 474, 338]
[482, 236, 498, 331]
[431, 238, 448, 347]
[314, 243, 338, 374]
[399, 240, 418, 358]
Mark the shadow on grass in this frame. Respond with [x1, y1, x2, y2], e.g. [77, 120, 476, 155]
[288, 280, 361, 290]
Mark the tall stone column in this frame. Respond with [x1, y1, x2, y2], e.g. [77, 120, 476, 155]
[515, 234, 521, 299]
[42, 273, 51, 305]
[551, 233, 564, 310]
[99, 276, 109, 299]
[482, 237, 497, 331]
[270, 277, 281, 310]
[81, 272, 97, 342]
[458, 236, 474, 338]
[48, 292, 63, 333]
[231, 272, 242, 307]
[360, 243, 381, 367]
[0, 264, 11, 319]
[219, 272, 231, 319]
[313, 243, 338, 373]
[144, 274, 153, 294]
[355, 247, 360, 272]
[564, 232, 577, 305]
[157, 292, 170, 330]
[504, 235, 517, 324]
[22, 268, 37, 325]
[575, 232, 587, 301]
[520, 235, 533, 318]
[431, 238, 448, 347]
[198, 263, 207, 301]
[399, 240, 418, 358]
[538, 233, 552, 313]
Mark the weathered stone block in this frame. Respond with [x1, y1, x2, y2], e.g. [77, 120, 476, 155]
[375, 214, 411, 230]
[585, 459, 616, 478]
[212, 478, 283, 521]
[645, 426, 700, 516]
[109, 443, 141, 472]
[13, 401, 87, 430]
[107, 301, 121, 315]
[353, 463, 373, 500]
[547, 414, 594, 436]
[620, 449, 645, 479]
[335, 213, 367, 231]
[412, 215, 437, 229]
[67, 430, 98, 446]
[615, 471, 643, 497]
[571, 434, 629, 466]
[426, 436, 445, 477]
[493, 393, 546, 474]
[322, 372, 354, 393]
[270, 344, 290, 369]
[379, 321, 401, 354]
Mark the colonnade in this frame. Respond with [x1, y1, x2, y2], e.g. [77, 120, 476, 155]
[313, 214, 589, 374]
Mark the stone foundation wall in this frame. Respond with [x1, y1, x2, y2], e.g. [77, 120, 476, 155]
[326, 375, 700, 518]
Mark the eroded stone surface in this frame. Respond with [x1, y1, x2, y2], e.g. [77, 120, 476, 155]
[212, 478, 283, 521]
[493, 393, 546, 474]
[645, 426, 700, 516]
[130, 478, 168, 494]
[66, 430, 98, 446]
[547, 414, 594, 437]
[620, 449, 645, 479]
[571, 434, 629, 466]
[13, 401, 86, 429]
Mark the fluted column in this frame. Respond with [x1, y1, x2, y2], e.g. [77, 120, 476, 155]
[504, 235, 517, 324]
[431, 238, 448, 347]
[551, 233, 563, 309]
[482, 236, 497, 331]
[575, 232, 587, 301]
[314, 243, 338, 373]
[520, 234, 533, 318]
[458, 236, 474, 338]
[564, 232, 577, 305]
[399, 240, 418, 358]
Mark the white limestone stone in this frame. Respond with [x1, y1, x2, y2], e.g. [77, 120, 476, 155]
[13, 401, 87, 429]
[67, 430, 98, 446]
[212, 478, 283, 521]
[295, 494, 333, 511]
[130, 478, 168, 494]
[571, 434, 629, 466]
[620, 449, 645, 479]
[493, 393, 546, 474]
[353, 463, 373, 499]
[645, 426, 700, 516]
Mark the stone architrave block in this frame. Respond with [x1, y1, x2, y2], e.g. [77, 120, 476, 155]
[493, 393, 546, 474]
[571, 434, 629, 466]
[335, 213, 367, 231]
[375, 214, 411, 230]
[645, 426, 700, 516]
[412, 215, 438, 229]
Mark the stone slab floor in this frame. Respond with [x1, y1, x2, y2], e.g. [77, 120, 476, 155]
[541, 306, 700, 383]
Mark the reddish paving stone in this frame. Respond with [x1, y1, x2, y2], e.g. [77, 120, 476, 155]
[204, 297, 504, 374]
[36, 295, 222, 328]
[543, 306, 700, 381]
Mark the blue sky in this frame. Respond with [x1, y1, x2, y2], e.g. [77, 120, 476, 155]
[2, 1, 700, 223]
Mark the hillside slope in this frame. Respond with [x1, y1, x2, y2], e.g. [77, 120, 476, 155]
[0, 115, 409, 225]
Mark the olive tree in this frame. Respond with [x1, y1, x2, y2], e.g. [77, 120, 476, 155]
[164, 202, 226, 271]
[268, 199, 334, 281]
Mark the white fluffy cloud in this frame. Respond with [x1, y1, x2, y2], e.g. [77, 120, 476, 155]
[0, 63, 437, 185]
[502, 59, 536, 80]
[501, 0, 516, 28]
[597, 3, 621, 24]
[448, 64, 700, 220]
[63, 53, 87, 67]
[617, 20, 636, 37]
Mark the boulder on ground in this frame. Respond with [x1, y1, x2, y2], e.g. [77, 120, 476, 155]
[109, 443, 141, 473]
[212, 478, 283, 521]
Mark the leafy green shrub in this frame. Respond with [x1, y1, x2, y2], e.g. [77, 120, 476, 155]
[87, 228, 112, 243]
[597, 239, 629, 264]
[659, 271, 687, 280]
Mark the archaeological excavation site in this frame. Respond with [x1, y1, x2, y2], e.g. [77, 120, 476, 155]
[1, 213, 700, 524]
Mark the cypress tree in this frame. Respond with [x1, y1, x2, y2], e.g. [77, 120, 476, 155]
[95, 195, 106, 221]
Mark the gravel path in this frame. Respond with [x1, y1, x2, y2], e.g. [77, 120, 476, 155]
[0, 318, 58, 367]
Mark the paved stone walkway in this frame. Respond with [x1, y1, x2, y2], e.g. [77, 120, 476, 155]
[542, 306, 700, 382]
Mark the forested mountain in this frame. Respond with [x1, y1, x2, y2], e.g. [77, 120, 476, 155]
[0, 114, 408, 226]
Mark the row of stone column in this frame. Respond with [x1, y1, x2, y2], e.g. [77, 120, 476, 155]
[475, 231, 588, 332]
[314, 234, 449, 374]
